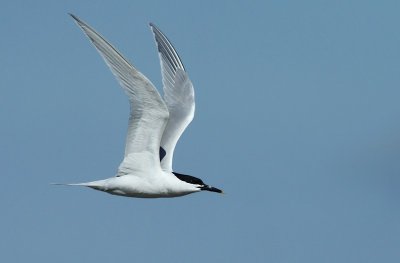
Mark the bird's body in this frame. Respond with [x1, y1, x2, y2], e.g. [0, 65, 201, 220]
[56, 14, 223, 198]
[72, 174, 200, 198]
[83, 151, 201, 198]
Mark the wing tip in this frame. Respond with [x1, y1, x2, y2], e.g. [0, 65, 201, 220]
[68, 13, 88, 30]
[68, 13, 80, 22]
[149, 23, 186, 72]
[149, 22, 160, 35]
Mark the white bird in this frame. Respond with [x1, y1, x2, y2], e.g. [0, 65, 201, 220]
[55, 14, 223, 198]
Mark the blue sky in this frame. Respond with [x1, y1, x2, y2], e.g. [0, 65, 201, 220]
[1, 0, 400, 262]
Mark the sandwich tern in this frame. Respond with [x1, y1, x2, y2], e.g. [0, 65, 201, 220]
[55, 14, 223, 198]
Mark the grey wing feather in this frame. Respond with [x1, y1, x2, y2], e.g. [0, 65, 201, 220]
[150, 23, 195, 172]
[70, 15, 169, 175]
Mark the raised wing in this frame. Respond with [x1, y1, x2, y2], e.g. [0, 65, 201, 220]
[70, 14, 169, 176]
[149, 23, 195, 172]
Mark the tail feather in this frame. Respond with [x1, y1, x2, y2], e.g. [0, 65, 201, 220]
[50, 182, 92, 186]
[51, 180, 106, 191]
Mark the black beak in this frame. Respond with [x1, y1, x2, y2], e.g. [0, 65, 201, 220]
[200, 185, 224, 194]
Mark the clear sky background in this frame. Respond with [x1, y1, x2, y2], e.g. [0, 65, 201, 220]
[1, 0, 400, 262]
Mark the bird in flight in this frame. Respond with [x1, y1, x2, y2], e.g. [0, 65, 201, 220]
[55, 14, 223, 198]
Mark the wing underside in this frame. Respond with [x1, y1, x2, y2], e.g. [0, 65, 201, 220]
[150, 23, 195, 172]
